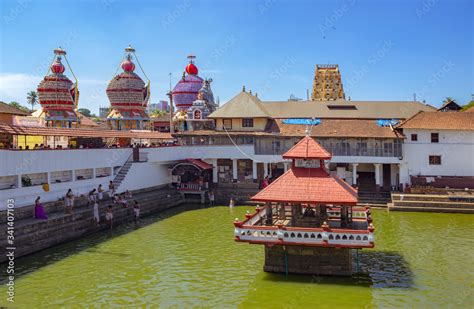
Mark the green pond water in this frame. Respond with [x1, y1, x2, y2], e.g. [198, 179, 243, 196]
[1, 205, 473, 308]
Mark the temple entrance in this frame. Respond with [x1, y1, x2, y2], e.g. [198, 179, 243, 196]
[170, 159, 212, 192]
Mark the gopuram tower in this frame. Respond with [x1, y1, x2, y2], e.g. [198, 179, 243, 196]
[311, 64, 345, 101]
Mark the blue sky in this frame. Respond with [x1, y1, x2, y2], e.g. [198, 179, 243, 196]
[1, 0, 472, 113]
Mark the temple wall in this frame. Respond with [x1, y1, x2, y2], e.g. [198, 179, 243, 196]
[264, 245, 353, 276]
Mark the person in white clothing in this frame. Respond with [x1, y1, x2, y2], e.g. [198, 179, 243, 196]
[97, 184, 104, 200]
[93, 202, 100, 225]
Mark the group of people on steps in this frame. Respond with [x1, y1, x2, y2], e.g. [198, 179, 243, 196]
[33, 180, 140, 230]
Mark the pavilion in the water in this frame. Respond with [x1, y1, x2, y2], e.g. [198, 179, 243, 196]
[234, 135, 375, 276]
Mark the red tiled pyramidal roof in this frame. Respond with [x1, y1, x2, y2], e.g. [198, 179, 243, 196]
[283, 135, 332, 159]
[251, 168, 358, 205]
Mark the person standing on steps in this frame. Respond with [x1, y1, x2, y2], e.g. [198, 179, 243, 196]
[88, 188, 97, 205]
[106, 205, 114, 230]
[133, 200, 140, 225]
[97, 184, 104, 201]
[93, 201, 100, 226]
[109, 181, 115, 199]
[65, 189, 75, 215]
[34, 196, 48, 220]
[208, 191, 215, 206]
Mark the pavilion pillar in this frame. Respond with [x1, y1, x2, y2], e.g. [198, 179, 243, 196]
[252, 160, 258, 182]
[263, 162, 269, 177]
[374, 163, 382, 192]
[352, 163, 358, 187]
[211, 159, 218, 184]
[232, 159, 238, 182]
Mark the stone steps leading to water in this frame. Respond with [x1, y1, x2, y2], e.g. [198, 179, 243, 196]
[388, 204, 474, 214]
[0, 187, 184, 263]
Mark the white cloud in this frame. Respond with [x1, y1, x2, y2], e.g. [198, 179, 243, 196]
[0, 73, 42, 103]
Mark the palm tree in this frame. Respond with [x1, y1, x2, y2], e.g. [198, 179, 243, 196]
[26, 91, 38, 112]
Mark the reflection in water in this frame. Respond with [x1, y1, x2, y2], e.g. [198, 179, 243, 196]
[0, 207, 472, 308]
[358, 251, 413, 288]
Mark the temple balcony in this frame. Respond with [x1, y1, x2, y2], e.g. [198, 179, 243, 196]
[234, 205, 374, 248]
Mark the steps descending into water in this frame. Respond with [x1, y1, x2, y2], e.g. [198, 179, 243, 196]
[389, 193, 474, 213]
[0, 187, 184, 263]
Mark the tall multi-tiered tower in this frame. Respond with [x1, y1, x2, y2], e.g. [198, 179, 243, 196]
[37, 48, 79, 128]
[106, 45, 150, 131]
[311, 64, 345, 101]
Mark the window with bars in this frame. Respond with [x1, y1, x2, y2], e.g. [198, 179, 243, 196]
[411, 134, 418, 141]
[431, 133, 439, 143]
[429, 155, 441, 165]
[242, 118, 254, 128]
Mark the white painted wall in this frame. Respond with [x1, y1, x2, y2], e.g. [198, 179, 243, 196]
[0, 148, 131, 176]
[118, 162, 171, 192]
[400, 129, 474, 184]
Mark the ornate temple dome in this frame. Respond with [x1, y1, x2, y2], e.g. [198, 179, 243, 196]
[37, 48, 78, 117]
[106, 46, 150, 120]
[172, 55, 204, 110]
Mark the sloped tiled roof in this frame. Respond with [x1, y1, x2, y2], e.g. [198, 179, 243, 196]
[251, 168, 358, 205]
[283, 136, 332, 159]
[0, 102, 29, 115]
[77, 112, 99, 127]
[208, 91, 270, 118]
[262, 100, 435, 119]
[0, 123, 173, 139]
[273, 119, 399, 138]
[397, 111, 474, 131]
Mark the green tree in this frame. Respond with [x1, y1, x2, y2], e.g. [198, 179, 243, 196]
[26, 91, 38, 112]
[78, 108, 92, 117]
[9, 101, 30, 113]
[150, 109, 166, 117]
[461, 101, 474, 111]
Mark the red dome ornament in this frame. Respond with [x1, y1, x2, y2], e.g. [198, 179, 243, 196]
[185, 54, 198, 75]
[51, 58, 65, 74]
[186, 63, 198, 75]
[121, 55, 136, 72]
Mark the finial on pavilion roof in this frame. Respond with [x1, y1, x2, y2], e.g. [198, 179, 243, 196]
[242, 85, 246, 92]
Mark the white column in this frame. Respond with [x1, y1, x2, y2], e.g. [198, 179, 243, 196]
[252, 161, 257, 180]
[263, 162, 269, 177]
[283, 162, 289, 172]
[352, 163, 358, 186]
[212, 159, 218, 183]
[92, 168, 96, 179]
[374, 163, 381, 186]
[232, 159, 238, 181]
[390, 164, 397, 188]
